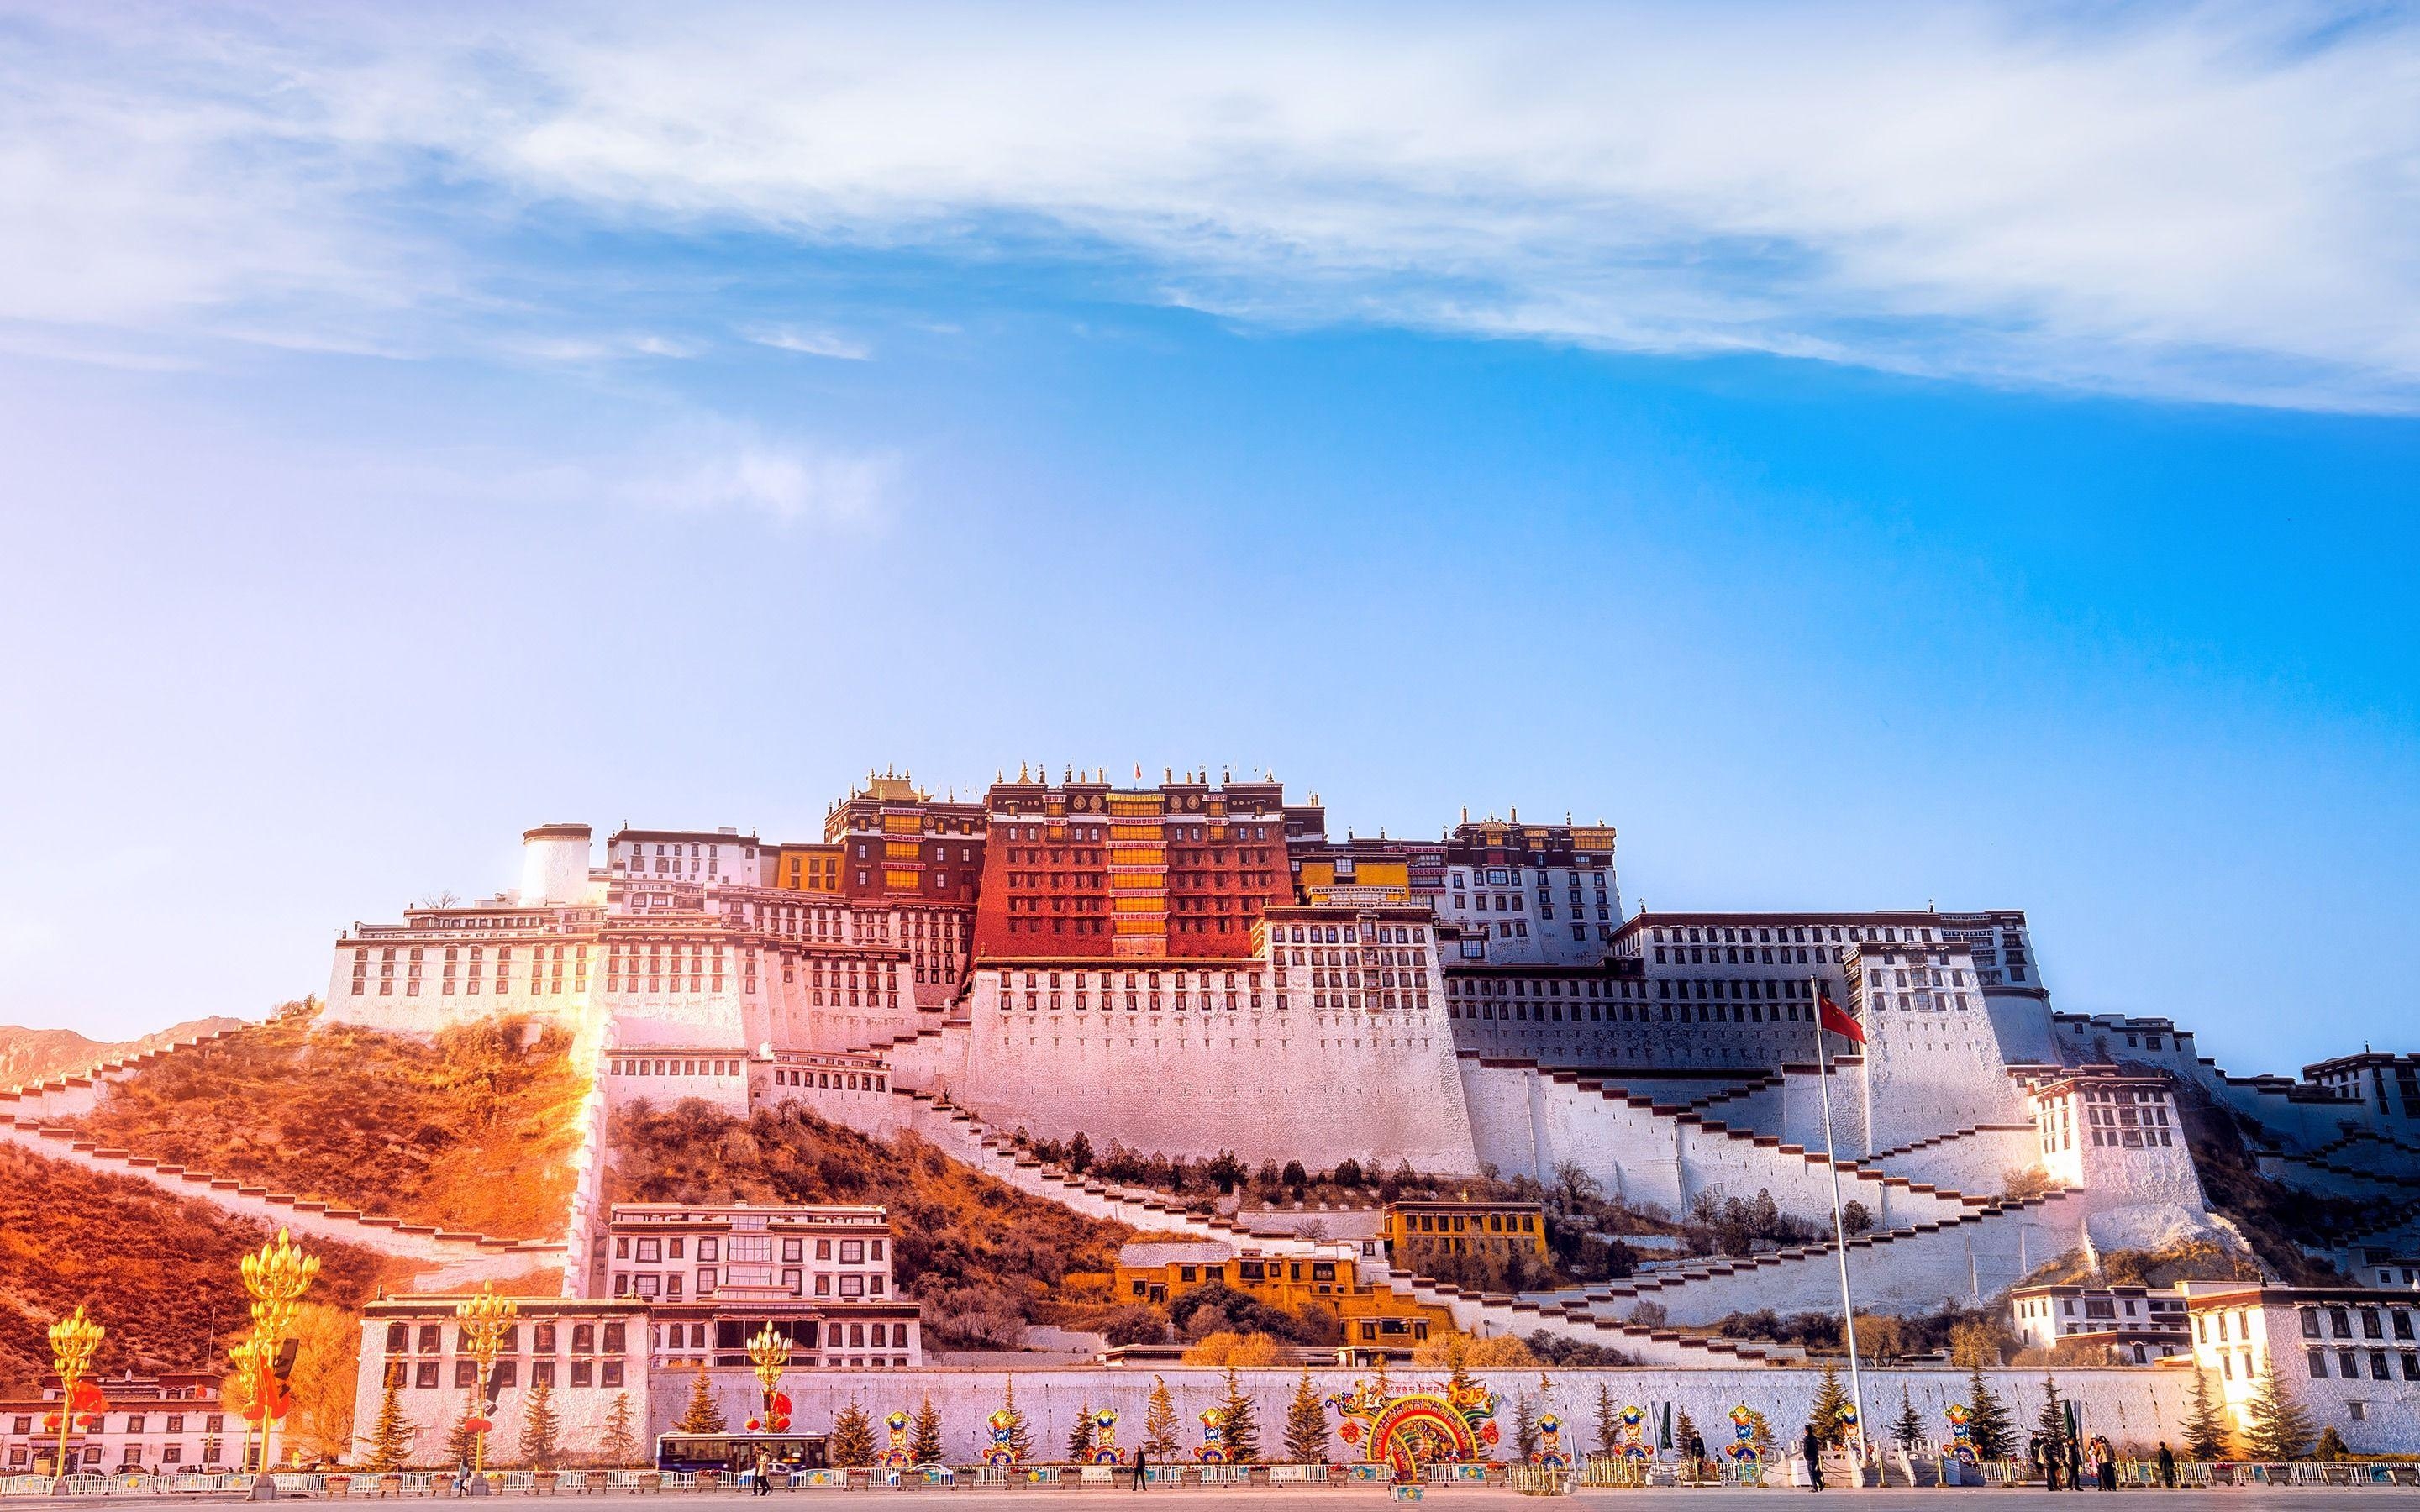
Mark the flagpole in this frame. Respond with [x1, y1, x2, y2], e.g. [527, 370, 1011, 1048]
[1812, 976, 1870, 1473]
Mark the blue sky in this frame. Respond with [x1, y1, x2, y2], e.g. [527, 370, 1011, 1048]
[2, 3, 2416, 1072]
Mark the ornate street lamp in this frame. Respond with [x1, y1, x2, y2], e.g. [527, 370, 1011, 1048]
[239, 1228, 318, 1495]
[746, 1325, 792, 1435]
[46, 1304, 103, 1487]
[453, 1285, 520, 1483]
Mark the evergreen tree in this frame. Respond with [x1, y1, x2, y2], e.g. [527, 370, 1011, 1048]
[1593, 1384, 1617, 1460]
[910, 1396, 944, 1466]
[1889, 1389, 1925, 1452]
[673, 1371, 726, 1435]
[2033, 1376, 2069, 1466]
[1808, 1363, 1854, 1446]
[601, 1394, 639, 1467]
[1675, 1409, 1702, 1465]
[444, 1404, 481, 1467]
[518, 1380, 561, 1468]
[1283, 1369, 1330, 1465]
[1142, 1377, 1182, 1458]
[829, 1402, 876, 1467]
[362, 1376, 413, 1472]
[1066, 1402, 1096, 1462]
[2315, 1426, 2350, 1462]
[997, 1380, 1034, 1463]
[2242, 1358, 2314, 1462]
[2181, 1370, 2231, 1462]
[1217, 1365, 1261, 1463]
[1514, 1394, 1539, 1460]
[1962, 1368, 2015, 1462]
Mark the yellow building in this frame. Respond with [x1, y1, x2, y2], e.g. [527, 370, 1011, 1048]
[1381, 1199, 1550, 1262]
[1111, 1241, 1455, 1351]
[774, 842, 844, 893]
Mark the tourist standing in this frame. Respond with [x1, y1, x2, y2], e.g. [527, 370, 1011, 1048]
[2156, 1442, 2176, 1489]
[1134, 1448, 1149, 1493]
[1802, 1425, 1824, 1493]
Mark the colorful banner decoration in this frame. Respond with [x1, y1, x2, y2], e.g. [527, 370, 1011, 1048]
[1724, 1404, 1765, 1463]
[1610, 1404, 1653, 1462]
[1944, 1403, 1977, 1464]
[1531, 1412, 1572, 1469]
[1195, 1408, 1229, 1463]
[982, 1407, 1025, 1467]
[876, 1411, 913, 1468]
[1083, 1406, 1126, 1465]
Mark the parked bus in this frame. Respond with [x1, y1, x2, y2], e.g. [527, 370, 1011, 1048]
[655, 1432, 829, 1474]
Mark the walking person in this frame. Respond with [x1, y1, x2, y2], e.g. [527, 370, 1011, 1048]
[2066, 1439, 2084, 1494]
[1802, 1424, 1825, 1493]
[2095, 1436, 2117, 1491]
[753, 1449, 772, 1498]
[2156, 1442, 2176, 1490]
[1133, 1448, 1148, 1493]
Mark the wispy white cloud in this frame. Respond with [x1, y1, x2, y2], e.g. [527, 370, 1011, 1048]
[3, 3, 2417, 408]
[490, 416, 899, 527]
[749, 328, 873, 360]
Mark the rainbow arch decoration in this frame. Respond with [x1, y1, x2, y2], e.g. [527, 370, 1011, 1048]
[1196, 1407, 1228, 1464]
[1723, 1404, 1764, 1463]
[982, 1407, 1025, 1467]
[1531, 1412, 1572, 1470]
[1327, 1377, 1502, 1479]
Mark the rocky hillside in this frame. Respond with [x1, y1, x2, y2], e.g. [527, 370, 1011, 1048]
[57, 1009, 588, 1240]
[611, 1099, 1144, 1347]
[0, 1142, 387, 1393]
[0, 1016, 246, 1089]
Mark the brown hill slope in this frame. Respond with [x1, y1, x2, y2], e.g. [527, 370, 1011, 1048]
[0, 1016, 247, 1089]
[59, 1009, 587, 1240]
[610, 1099, 1139, 1346]
[0, 1142, 387, 1392]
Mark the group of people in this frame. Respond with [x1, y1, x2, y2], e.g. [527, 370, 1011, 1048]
[2031, 1432, 2175, 1490]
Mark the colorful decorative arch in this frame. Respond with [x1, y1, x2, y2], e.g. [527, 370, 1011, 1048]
[876, 1411, 913, 1468]
[1085, 1406, 1127, 1465]
[1328, 1376, 1502, 1479]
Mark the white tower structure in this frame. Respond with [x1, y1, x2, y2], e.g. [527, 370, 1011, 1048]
[519, 822, 594, 906]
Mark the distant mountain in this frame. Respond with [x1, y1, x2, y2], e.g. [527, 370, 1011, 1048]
[0, 1016, 248, 1089]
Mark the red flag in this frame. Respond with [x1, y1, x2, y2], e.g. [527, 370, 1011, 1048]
[1818, 990, 1866, 1044]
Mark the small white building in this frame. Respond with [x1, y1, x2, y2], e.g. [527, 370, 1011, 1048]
[2011, 1282, 2190, 1362]
[2183, 1284, 2420, 1448]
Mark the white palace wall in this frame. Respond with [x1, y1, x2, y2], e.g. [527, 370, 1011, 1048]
[955, 983, 1479, 1173]
[656, 1362, 2207, 1462]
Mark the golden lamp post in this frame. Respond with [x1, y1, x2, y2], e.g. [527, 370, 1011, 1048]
[453, 1284, 520, 1481]
[224, 1337, 265, 1483]
[46, 1304, 103, 1484]
[239, 1227, 318, 1492]
[746, 1324, 790, 1431]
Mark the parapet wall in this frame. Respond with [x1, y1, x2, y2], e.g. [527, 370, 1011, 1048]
[955, 998, 1480, 1172]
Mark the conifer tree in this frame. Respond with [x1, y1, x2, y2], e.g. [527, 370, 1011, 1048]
[1283, 1370, 1331, 1465]
[1961, 1368, 2015, 1462]
[2181, 1369, 2231, 1462]
[1066, 1402, 1096, 1462]
[2034, 1376, 2069, 1466]
[1675, 1409, 1702, 1465]
[829, 1402, 876, 1467]
[910, 1396, 944, 1466]
[1142, 1378, 1182, 1458]
[1593, 1384, 1617, 1460]
[1889, 1388, 1925, 1452]
[1808, 1363, 1853, 1446]
[1514, 1394, 1539, 1460]
[601, 1394, 639, 1467]
[673, 1370, 726, 1435]
[362, 1376, 413, 1472]
[518, 1379, 561, 1467]
[2315, 1425, 2349, 1462]
[1217, 1365, 1260, 1463]
[2242, 1358, 2314, 1462]
[444, 1404, 481, 1467]
[997, 1380, 1034, 1463]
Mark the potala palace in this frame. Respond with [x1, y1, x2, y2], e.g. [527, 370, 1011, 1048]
[322, 768, 2420, 1326]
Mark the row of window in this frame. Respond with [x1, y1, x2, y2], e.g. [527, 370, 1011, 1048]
[385, 1321, 628, 1354]
[613, 1270, 886, 1299]
[387, 1358, 624, 1390]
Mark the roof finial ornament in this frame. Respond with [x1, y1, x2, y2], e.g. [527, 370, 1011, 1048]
[1510, 805, 1518, 822]
[1018, 761, 1029, 781]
